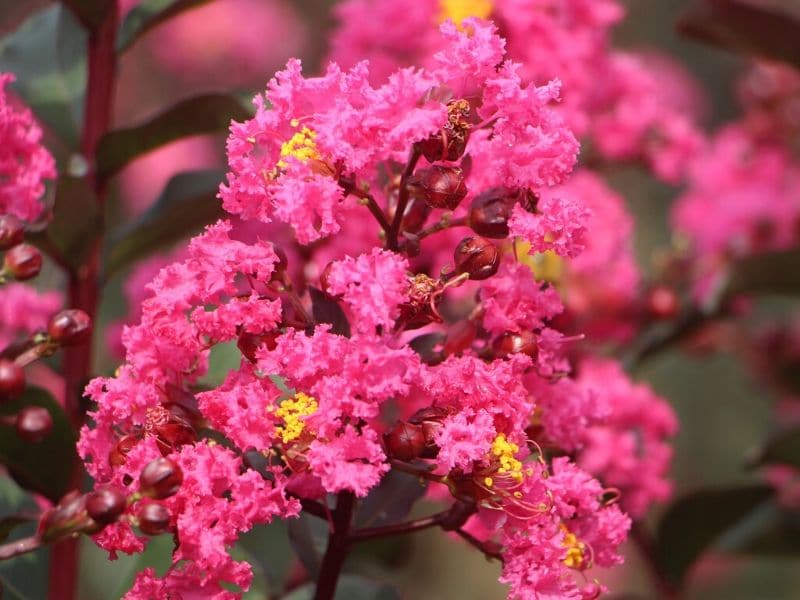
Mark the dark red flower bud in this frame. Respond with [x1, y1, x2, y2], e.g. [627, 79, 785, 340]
[109, 434, 139, 467]
[397, 274, 443, 330]
[39, 491, 92, 542]
[408, 166, 467, 210]
[492, 331, 539, 359]
[417, 98, 471, 162]
[442, 320, 477, 357]
[3, 243, 41, 280]
[15, 406, 52, 443]
[319, 261, 336, 295]
[137, 502, 171, 535]
[140, 457, 183, 499]
[86, 486, 127, 525]
[383, 421, 426, 461]
[454, 236, 500, 280]
[400, 198, 432, 234]
[646, 285, 680, 320]
[0, 214, 25, 250]
[155, 423, 197, 456]
[0, 359, 25, 400]
[47, 309, 92, 346]
[467, 187, 537, 239]
[408, 405, 452, 459]
[237, 330, 279, 363]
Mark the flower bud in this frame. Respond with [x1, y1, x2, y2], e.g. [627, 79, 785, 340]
[140, 457, 183, 499]
[0, 359, 25, 400]
[383, 421, 425, 461]
[408, 166, 467, 210]
[39, 491, 92, 542]
[408, 406, 451, 459]
[646, 285, 679, 320]
[580, 583, 602, 600]
[417, 98, 471, 162]
[492, 331, 539, 359]
[237, 330, 279, 363]
[454, 236, 500, 280]
[137, 502, 171, 536]
[86, 486, 127, 526]
[15, 406, 52, 443]
[155, 423, 197, 456]
[109, 434, 139, 467]
[0, 214, 25, 250]
[442, 320, 477, 357]
[3, 243, 41, 280]
[47, 309, 92, 346]
[468, 188, 539, 239]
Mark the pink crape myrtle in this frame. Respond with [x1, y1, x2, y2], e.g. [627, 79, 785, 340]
[78, 21, 642, 599]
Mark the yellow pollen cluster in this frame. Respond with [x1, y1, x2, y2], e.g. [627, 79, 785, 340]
[277, 126, 320, 168]
[438, 0, 493, 24]
[274, 392, 318, 443]
[561, 526, 587, 569]
[517, 241, 565, 284]
[491, 434, 524, 482]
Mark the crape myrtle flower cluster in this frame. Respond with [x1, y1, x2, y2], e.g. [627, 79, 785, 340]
[672, 61, 800, 304]
[329, 0, 704, 183]
[0, 73, 91, 445]
[79, 20, 678, 599]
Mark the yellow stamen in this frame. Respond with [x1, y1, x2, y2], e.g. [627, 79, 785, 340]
[516, 241, 565, 284]
[491, 434, 524, 482]
[277, 127, 320, 168]
[438, 0, 493, 24]
[273, 392, 318, 443]
[484, 476, 494, 487]
[561, 525, 587, 569]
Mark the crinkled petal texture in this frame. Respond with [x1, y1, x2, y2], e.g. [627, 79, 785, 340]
[80, 18, 644, 600]
[576, 358, 678, 518]
[0, 73, 56, 221]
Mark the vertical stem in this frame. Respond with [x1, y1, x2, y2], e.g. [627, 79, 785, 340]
[386, 147, 421, 251]
[49, 5, 119, 600]
[313, 492, 356, 600]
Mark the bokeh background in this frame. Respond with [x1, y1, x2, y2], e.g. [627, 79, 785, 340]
[1, 1, 797, 598]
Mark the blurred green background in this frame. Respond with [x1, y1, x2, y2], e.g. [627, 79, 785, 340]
[1, 1, 798, 598]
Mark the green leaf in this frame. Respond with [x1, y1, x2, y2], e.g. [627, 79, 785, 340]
[725, 249, 800, 298]
[0, 516, 32, 543]
[753, 427, 800, 470]
[0, 5, 87, 146]
[198, 341, 241, 388]
[282, 575, 400, 600]
[355, 470, 427, 529]
[653, 485, 774, 586]
[679, 0, 800, 68]
[60, 0, 114, 31]
[96, 94, 250, 179]
[102, 168, 226, 277]
[237, 521, 294, 596]
[117, 0, 214, 53]
[31, 175, 100, 270]
[0, 387, 78, 502]
[309, 287, 351, 338]
[286, 513, 328, 579]
[718, 502, 800, 556]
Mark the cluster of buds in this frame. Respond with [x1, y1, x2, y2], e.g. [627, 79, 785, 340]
[0, 214, 42, 283]
[38, 457, 183, 543]
[0, 308, 92, 408]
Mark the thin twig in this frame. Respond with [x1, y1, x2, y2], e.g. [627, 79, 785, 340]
[0, 536, 41, 561]
[386, 147, 421, 251]
[455, 528, 504, 562]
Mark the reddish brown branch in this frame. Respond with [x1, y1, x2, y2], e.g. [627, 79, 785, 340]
[386, 147, 421, 251]
[0, 536, 41, 561]
[313, 491, 356, 600]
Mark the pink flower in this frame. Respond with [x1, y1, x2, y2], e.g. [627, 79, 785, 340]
[325, 248, 410, 333]
[576, 358, 678, 518]
[0, 73, 56, 221]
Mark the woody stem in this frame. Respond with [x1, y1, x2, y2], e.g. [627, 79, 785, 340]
[386, 147, 422, 251]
